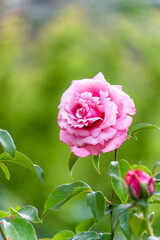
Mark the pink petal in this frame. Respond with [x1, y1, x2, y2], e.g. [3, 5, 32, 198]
[71, 146, 90, 157]
[113, 115, 133, 131]
[92, 72, 105, 81]
[85, 144, 102, 156]
[113, 85, 122, 90]
[102, 130, 127, 153]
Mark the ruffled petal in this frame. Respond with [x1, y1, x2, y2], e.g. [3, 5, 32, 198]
[102, 130, 127, 153]
[71, 146, 90, 157]
[113, 115, 133, 131]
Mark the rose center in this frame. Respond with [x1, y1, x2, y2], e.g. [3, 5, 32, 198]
[76, 107, 87, 118]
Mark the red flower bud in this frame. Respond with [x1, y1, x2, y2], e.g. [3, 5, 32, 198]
[125, 170, 155, 200]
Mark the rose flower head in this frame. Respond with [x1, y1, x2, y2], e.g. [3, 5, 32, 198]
[58, 72, 136, 157]
[125, 170, 155, 200]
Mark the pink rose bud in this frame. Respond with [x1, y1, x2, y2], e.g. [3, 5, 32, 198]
[125, 170, 155, 200]
[58, 72, 136, 157]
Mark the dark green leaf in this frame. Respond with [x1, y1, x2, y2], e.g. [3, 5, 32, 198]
[52, 230, 74, 240]
[105, 205, 118, 215]
[3, 218, 37, 240]
[129, 213, 146, 239]
[118, 209, 131, 240]
[76, 218, 95, 234]
[69, 231, 100, 240]
[0, 129, 16, 158]
[92, 155, 101, 174]
[0, 162, 10, 180]
[128, 123, 160, 140]
[44, 181, 91, 214]
[87, 191, 105, 223]
[68, 152, 79, 176]
[34, 164, 45, 183]
[99, 233, 111, 240]
[17, 205, 41, 223]
[109, 160, 131, 204]
[155, 173, 160, 182]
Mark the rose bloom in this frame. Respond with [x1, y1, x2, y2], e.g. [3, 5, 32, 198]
[125, 170, 155, 200]
[58, 72, 136, 157]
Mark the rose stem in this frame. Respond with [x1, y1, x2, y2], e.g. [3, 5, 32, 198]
[0, 222, 7, 240]
[144, 207, 154, 237]
[110, 149, 118, 240]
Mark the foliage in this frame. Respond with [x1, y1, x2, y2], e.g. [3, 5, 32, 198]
[0, 2, 160, 237]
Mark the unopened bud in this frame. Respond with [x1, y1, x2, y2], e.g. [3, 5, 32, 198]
[125, 170, 154, 200]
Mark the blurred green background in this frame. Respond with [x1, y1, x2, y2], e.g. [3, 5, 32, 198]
[0, 0, 160, 238]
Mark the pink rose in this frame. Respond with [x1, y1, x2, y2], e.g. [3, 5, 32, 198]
[125, 170, 155, 200]
[58, 72, 136, 157]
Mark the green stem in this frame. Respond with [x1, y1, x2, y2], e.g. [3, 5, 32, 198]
[0, 222, 7, 240]
[110, 149, 118, 240]
[143, 207, 154, 237]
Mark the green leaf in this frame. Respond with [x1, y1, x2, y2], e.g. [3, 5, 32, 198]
[44, 181, 91, 214]
[9, 207, 18, 216]
[129, 213, 146, 239]
[0, 129, 16, 158]
[119, 159, 132, 179]
[109, 160, 131, 204]
[149, 196, 160, 204]
[15, 206, 20, 212]
[99, 233, 111, 240]
[155, 173, 160, 182]
[118, 209, 131, 240]
[0, 211, 10, 219]
[52, 230, 74, 240]
[136, 199, 148, 208]
[128, 123, 160, 140]
[154, 183, 160, 196]
[114, 225, 127, 240]
[34, 164, 45, 183]
[76, 218, 95, 234]
[105, 205, 118, 215]
[0, 162, 10, 180]
[39, 239, 51, 240]
[92, 155, 101, 174]
[9, 206, 41, 224]
[69, 231, 100, 240]
[0, 151, 36, 174]
[87, 191, 105, 223]
[17, 205, 41, 223]
[131, 236, 137, 240]
[132, 165, 151, 175]
[68, 152, 79, 176]
[111, 204, 133, 230]
[3, 218, 37, 240]
[0, 152, 43, 181]
[152, 162, 160, 175]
